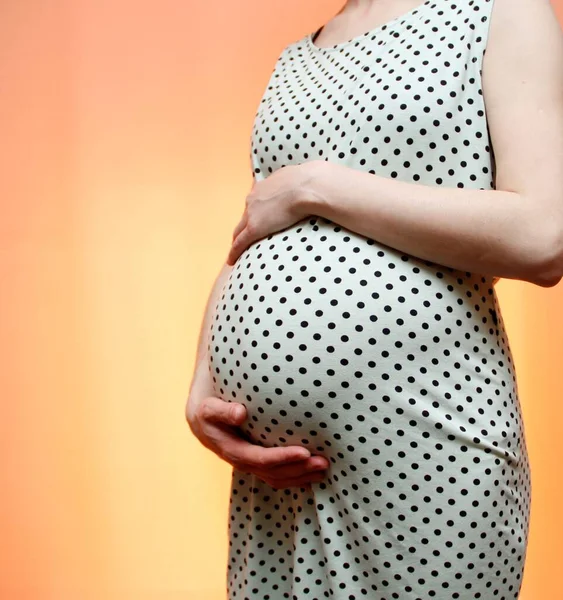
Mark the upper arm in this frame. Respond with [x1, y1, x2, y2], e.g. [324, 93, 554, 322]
[481, 0, 563, 283]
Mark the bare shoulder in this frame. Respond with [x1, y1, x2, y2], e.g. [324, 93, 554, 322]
[482, 0, 563, 86]
[479, 0, 563, 197]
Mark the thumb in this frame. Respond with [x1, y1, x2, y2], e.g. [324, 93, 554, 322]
[202, 397, 246, 426]
[228, 402, 246, 424]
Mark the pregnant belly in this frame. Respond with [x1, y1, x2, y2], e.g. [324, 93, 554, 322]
[207, 216, 499, 454]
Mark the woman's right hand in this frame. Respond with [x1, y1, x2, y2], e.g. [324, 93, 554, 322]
[186, 366, 330, 489]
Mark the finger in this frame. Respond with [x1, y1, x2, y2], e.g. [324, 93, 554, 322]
[223, 434, 315, 471]
[199, 399, 312, 465]
[232, 212, 248, 241]
[207, 425, 313, 469]
[229, 228, 250, 265]
[227, 237, 244, 266]
[226, 246, 236, 267]
[252, 456, 328, 481]
[261, 455, 330, 480]
[260, 470, 328, 491]
[200, 397, 247, 426]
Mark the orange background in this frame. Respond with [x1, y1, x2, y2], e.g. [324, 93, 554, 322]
[1, 1, 562, 599]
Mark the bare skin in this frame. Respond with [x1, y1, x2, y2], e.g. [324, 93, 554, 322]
[312, 0, 427, 48]
[186, 356, 330, 490]
[189, 0, 491, 491]
[188, 396, 330, 490]
[190, 0, 563, 487]
[187, 1, 432, 491]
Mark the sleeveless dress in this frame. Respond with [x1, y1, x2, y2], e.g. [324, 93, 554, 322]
[207, 0, 532, 597]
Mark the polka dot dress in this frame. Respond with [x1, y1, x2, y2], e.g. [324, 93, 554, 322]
[207, 0, 532, 597]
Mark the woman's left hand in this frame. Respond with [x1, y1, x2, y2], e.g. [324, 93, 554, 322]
[226, 161, 322, 266]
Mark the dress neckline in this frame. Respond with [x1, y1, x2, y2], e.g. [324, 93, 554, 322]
[306, 0, 432, 52]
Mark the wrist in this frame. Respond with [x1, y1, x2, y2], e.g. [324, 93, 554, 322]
[296, 159, 331, 216]
[186, 356, 214, 423]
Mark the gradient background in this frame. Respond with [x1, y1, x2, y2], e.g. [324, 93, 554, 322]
[1, 1, 562, 599]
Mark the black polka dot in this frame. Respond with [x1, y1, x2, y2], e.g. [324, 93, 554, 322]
[208, 0, 531, 598]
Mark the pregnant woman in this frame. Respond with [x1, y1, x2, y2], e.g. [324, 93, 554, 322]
[187, 0, 563, 597]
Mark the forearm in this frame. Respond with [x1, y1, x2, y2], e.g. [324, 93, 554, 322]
[186, 261, 233, 422]
[191, 261, 233, 382]
[303, 160, 559, 287]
